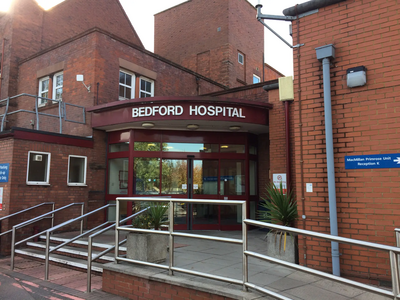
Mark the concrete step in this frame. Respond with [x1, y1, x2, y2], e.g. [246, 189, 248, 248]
[15, 247, 104, 273]
[26, 241, 114, 262]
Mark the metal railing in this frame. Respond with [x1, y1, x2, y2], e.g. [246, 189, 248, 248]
[115, 197, 400, 300]
[11, 202, 84, 270]
[0, 93, 85, 133]
[0, 202, 54, 238]
[86, 207, 149, 293]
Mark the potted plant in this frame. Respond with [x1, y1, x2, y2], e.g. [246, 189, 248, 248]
[126, 201, 170, 263]
[257, 182, 298, 263]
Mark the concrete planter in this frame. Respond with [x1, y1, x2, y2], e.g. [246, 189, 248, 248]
[126, 232, 168, 263]
[265, 233, 297, 264]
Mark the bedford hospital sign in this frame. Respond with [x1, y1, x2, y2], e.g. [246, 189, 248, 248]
[132, 105, 246, 119]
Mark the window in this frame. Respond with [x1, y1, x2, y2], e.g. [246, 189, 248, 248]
[53, 72, 63, 101]
[253, 74, 261, 84]
[119, 70, 135, 100]
[38, 77, 50, 106]
[38, 72, 63, 107]
[67, 155, 87, 186]
[139, 77, 154, 98]
[238, 52, 244, 65]
[27, 151, 51, 185]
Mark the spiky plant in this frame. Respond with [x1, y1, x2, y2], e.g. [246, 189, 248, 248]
[257, 182, 298, 251]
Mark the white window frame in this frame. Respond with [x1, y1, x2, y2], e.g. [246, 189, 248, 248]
[253, 74, 261, 84]
[38, 76, 50, 107]
[139, 76, 154, 98]
[119, 69, 135, 100]
[26, 151, 51, 185]
[238, 52, 244, 65]
[52, 71, 63, 102]
[67, 155, 87, 186]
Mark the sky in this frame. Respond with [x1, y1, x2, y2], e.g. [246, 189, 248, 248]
[1, 0, 308, 76]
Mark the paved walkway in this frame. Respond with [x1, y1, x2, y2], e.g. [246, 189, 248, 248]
[0, 229, 394, 299]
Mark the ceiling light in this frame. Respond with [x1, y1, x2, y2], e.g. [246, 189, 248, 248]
[141, 122, 155, 128]
[221, 145, 229, 149]
[229, 126, 241, 131]
[186, 124, 199, 130]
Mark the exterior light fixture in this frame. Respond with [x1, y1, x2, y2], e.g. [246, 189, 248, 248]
[141, 122, 155, 128]
[229, 126, 241, 131]
[76, 75, 91, 92]
[186, 124, 199, 130]
[221, 145, 229, 149]
[346, 66, 367, 88]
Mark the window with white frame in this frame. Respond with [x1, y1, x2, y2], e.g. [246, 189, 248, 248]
[238, 52, 244, 65]
[38, 77, 50, 106]
[67, 155, 87, 186]
[53, 72, 63, 101]
[119, 70, 135, 100]
[253, 74, 261, 84]
[26, 151, 51, 185]
[139, 77, 154, 98]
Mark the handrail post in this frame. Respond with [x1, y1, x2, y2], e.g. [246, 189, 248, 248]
[80, 203, 84, 235]
[45, 231, 50, 280]
[169, 199, 174, 276]
[115, 199, 120, 262]
[390, 251, 400, 299]
[87, 236, 93, 293]
[51, 203, 55, 229]
[242, 202, 248, 292]
[10, 226, 16, 270]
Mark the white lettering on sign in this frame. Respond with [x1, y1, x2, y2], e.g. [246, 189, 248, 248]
[132, 105, 246, 119]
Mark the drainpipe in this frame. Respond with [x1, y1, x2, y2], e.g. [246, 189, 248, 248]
[315, 44, 340, 276]
[0, 38, 5, 98]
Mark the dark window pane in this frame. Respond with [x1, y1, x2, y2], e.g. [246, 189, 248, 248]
[28, 153, 49, 182]
[125, 87, 131, 99]
[126, 74, 132, 86]
[119, 86, 125, 98]
[119, 72, 125, 84]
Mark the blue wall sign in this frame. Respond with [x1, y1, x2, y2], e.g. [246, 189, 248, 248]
[345, 154, 400, 169]
[0, 163, 10, 183]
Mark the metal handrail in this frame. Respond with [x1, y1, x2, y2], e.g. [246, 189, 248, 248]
[10, 202, 84, 270]
[43, 203, 111, 280]
[0, 93, 85, 133]
[115, 197, 400, 300]
[0, 202, 54, 238]
[86, 207, 150, 292]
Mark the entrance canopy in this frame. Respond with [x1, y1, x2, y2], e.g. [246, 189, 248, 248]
[87, 96, 272, 134]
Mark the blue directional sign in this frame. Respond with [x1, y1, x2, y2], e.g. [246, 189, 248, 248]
[345, 154, 400, 169]
[0, 163, 9, 182]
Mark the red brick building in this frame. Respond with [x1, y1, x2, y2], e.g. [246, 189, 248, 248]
[0, 0, 282, 256]
[280, 0, 400, 285]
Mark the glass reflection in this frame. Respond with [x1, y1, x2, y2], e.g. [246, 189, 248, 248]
[162, 143, 218, 153]
[162, 159, 187, 194]
[220, 160, 245, 195]
[133, 158, 160, 194]
[220, 144, 245, 153]
[134, 142, 161, 151]
[108, 158, 129, 195]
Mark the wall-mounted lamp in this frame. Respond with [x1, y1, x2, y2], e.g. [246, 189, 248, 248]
[229, 126, 241, 131]
[347, 66, 367, 88]
[76, 75, 91, 92]
[141, 122, 155, 128]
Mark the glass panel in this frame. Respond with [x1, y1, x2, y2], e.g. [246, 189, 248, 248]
[249, 145, 257, 155]
[56, 74, 63, 86]
[69, 156, 85, 183]
[126, 73, 132, 86]
[140, 92, 150, 98]
[162, 159, 187, 194]
[193, 160, 218, 195]
[141, 79, 146, 91]
[193, 204, 218, 225]
[134, 158, 160, 195]
[163, 143, 219, 153]
[220, 144, 245, 153]
[119, 86, 125, 98]
[220, 160, 245, 196]
[253, 75, 260, 84]
[119, 71, 125, 84]
[250, 160, 257, 196]
[174, 202, 187, 225]
[41, 79, 49, 91]
[145, 81, 151, 92]
[125, 87, 131, 99]
[134, 142, 160, 151]
[108, 158, 129, 195]
[107, 200, 128, 221]
[28, 153, 49, 182]
[220, 204, 241, 225]
[109, 143, 129, 153]
[55, 88, 62, 100]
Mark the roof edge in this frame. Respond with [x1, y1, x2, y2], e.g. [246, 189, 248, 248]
[283, 0, 347, 16]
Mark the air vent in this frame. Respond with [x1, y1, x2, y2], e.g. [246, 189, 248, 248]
[33, 155, 43, 162]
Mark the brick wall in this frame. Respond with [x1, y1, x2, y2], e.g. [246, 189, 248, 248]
[290, 0, 400, 284]
[155, 0, 268, 88]
[102, 269, 235, 300]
